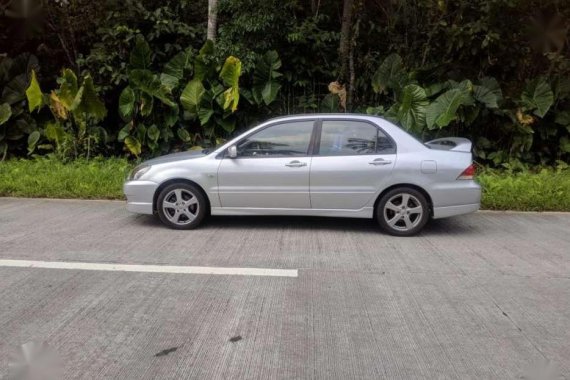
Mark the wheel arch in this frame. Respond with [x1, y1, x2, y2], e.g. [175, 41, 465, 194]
[373, 183, 433, 218]
[153, 178, 211, 215]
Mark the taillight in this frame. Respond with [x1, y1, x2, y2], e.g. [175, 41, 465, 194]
[457, 164, 476, 180]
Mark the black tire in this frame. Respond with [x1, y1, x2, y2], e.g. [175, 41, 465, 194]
[376, 187, 430, 236]
[156, 183, 207, 230]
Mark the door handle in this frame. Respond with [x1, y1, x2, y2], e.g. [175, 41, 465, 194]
[285, 160, 307, 168]
[369, 158, 392, 166]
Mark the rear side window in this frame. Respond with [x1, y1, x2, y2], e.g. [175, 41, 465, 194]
[318, 120, 396, 156]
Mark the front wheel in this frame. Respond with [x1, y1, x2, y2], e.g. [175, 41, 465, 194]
[376, 187, 429, 236]
[156, 183, 207, 230]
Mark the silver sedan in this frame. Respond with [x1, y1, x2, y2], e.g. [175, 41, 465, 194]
[124, 114, 481, 236]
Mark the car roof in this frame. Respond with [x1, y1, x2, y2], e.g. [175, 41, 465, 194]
[265, 113, 379, 122]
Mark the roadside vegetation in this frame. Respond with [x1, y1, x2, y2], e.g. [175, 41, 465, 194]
[0, 158, 130, 199]
[1, 159, 569, 211]
[0, 0, 568, 210]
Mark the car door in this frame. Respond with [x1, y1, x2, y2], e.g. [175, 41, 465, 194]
[310, 119, 396, 209]
[217, 120, 316, 208]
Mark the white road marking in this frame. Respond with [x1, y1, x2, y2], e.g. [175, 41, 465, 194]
[0, 259, 298, 278]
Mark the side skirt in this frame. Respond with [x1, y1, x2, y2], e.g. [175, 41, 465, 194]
[211, 207, 374, 219]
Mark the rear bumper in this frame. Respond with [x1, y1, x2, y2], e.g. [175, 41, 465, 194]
[430, 180, 481, 219]
[123, 180, 158, 215]
[433, 203, 480, 219]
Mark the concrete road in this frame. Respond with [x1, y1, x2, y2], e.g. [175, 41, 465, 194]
[0, 198, 569, 379]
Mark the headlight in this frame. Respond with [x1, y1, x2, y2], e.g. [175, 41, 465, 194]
[129, 165, 151, 180]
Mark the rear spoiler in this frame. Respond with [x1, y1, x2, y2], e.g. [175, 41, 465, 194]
[425, 137, 472, 153]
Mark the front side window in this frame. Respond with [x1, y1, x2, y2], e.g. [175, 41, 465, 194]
[318, 120, 396, 156]
[236, 121, 314, 157]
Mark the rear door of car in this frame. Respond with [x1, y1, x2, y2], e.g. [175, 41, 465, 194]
[309, 119, 396, 209]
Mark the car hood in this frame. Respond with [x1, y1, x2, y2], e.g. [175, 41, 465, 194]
[143, 150, 206, 165]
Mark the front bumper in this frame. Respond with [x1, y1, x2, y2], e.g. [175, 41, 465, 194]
[123, 180, 158, 215]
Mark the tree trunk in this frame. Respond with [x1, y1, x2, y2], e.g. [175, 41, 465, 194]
[207, 0, 218, 42]
[338, 0, 354, 84]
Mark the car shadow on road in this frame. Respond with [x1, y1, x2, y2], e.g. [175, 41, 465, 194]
[132, 214, 480, 236]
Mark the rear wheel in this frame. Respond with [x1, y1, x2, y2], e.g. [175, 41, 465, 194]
[376, 187, 429, 236]
[156, 183, 207, 230]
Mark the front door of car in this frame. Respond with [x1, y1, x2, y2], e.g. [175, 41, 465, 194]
[217, 120, 316, 208]
[310, 120, 396, 209]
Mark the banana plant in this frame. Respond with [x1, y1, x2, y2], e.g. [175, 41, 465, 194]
[25, 68, 107, 159]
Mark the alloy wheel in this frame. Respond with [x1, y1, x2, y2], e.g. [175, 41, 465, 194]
[162, 188, 200, 226]
[383, 193, 424, 232]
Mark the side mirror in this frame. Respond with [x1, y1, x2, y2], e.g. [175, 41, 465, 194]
[227, 145, 237, 158]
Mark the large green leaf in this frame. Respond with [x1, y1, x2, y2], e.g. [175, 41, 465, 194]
[159, 73, 179, 93]
[0, 103, 11, 125]
[372, 53, 404, 94]
[220, 56, 241, 88]
[180, 78, 205, 116]
[129, 69, 176, 107]
[27, 130, 40, 154]
[124, 136, 142, 156]
[45, 122, 65, 143]
[252, 51, 282, 106]
[26, 70, 43, 112]
[215, 117, 235, 133]
[77, 75, 107, 121]
[177, 128, 191, 142]
[521, 78, 554, 118]
[219, 56, 242, 112]
[163, 48, 193, 81]
[473, 84, 500, 109]
[479, 77, 502, 102]
[194, 40, 215, 81]
[58, 69, 79, 109]
[320, 94, 339, 112]
[394, 84, 428, 131]
[198, 108, 214, 126]
[164, 104, 179, 127]
[118, 86, 135, 121]
[2, 73, 28, 105]
[426, 88, 470, 129]
[147, 124, 160, 142]
[129, 35, 152, 70]
[140, 92, 153, 117]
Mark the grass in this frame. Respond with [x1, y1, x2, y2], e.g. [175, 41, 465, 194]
[0, 157, 132, 199]
[478, 167, 570, 211]
[1, 158, 569, 211]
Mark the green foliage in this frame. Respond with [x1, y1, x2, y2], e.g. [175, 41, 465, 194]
[372, 53, 405, 94]
[118, 35, 181, 156]
[520, 78, 554, 118]
[26, 71, 43, 112]
[219, 56, 242, 112]
[25, 68, 107, 159]
[252, 51, 282, 106]
[388, 84, 428, 132]
[1, 0, 568, 166]
[0, 53, 39, 159]
[363, 52, 570, 165]
[0, 103, 11, 125]
[426, 89, 471, 129]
